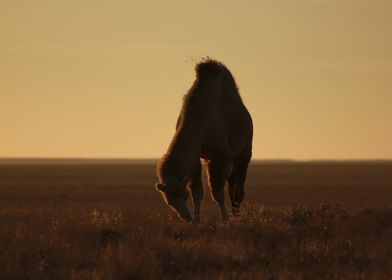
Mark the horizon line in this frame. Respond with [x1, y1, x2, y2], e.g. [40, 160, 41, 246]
[0, 157, 392, 164]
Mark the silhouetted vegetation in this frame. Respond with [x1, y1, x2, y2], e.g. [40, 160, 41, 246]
[1, 161, 392, 279]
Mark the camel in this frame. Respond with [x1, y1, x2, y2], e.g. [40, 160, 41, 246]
[155, 59, 253, 223]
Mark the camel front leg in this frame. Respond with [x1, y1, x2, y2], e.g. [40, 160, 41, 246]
[189, 160, 203, 224]
[207, 161, 229, 223]
[211, 188, 228, 223]
[190, 181, 203, 224]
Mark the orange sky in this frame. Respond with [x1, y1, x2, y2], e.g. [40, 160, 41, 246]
[1, 0, 391, 160]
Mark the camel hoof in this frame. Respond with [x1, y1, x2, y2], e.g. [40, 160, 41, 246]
[221, 215, 229, 224]
[232, 206, 240, 215]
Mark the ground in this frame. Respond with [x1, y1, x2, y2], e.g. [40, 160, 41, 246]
[0, 160, 392, 279]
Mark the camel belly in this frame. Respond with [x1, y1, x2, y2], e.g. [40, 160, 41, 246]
[199, 103, 252, 162]
[200, 122, 248, 161]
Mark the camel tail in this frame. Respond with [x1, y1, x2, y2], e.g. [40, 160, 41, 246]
[195, 59, 222, 80]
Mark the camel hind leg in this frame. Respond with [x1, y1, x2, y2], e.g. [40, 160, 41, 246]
[228, 152, 251, 214]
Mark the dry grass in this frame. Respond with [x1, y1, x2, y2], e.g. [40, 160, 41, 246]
[1, 161, 392, 279]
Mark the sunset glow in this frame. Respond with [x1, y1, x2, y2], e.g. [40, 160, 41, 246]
[1, 0, 391, 160]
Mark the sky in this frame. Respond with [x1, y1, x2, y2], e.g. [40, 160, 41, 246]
[1, 0, 391, 160]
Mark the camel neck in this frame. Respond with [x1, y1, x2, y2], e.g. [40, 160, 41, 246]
[167, 122, 204, 177]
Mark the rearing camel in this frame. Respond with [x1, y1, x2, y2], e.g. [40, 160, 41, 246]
[155, 59, 253, 223]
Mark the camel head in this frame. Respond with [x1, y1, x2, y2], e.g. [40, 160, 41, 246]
[155, 182, 192, 222]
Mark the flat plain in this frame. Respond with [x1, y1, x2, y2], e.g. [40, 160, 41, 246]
[1, 160, 392, 279]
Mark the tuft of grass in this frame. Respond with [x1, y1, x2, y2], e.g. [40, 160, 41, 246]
[1, 203, 392, 279]
[1, 162, 392, 279]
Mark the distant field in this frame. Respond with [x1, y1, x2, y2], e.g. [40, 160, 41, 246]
[1, 161, 392, 279]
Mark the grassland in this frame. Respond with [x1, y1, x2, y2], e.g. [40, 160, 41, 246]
[1, 160, 392, 279]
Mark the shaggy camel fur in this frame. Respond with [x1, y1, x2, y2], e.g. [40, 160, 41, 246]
[156, 59, 253, 223]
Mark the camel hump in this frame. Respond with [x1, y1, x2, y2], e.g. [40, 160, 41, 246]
[195, 60, 222, 80]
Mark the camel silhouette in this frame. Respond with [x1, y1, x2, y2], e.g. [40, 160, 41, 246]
[156, 59, 253, 223]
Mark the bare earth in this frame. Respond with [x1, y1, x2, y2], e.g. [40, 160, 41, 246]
[1, 160, 392, 279]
